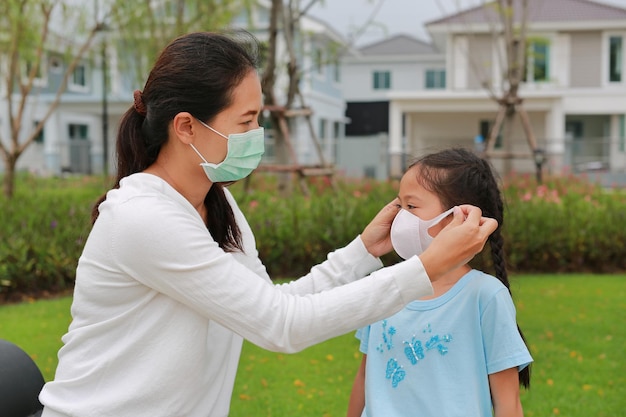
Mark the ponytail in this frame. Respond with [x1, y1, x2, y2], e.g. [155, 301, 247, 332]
[91, 106, 149, 224]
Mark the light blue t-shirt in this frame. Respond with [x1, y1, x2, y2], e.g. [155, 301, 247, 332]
[356, 269, 532, 417]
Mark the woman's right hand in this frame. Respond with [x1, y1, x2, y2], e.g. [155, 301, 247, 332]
[419, 205, 498, 281]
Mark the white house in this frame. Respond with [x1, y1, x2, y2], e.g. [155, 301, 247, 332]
[386, 0, 626, 182]
[10, 0, 625, 184]
[0, 36, 125, 176]
[337, 0, 626, 184]
[2, 2, 349, 177]
[339, 34, 445, 179]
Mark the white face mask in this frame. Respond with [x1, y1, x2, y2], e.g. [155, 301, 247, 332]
[390, 207, 455, 259]
[190, 119, 265, 183]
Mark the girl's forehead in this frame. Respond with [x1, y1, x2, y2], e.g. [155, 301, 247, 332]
[398, 170, 441, 202]
[399, 168, 423, 189]
[398, 175, 426, 198]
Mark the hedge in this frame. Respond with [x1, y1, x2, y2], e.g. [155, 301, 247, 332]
[1, 172, 624, 301]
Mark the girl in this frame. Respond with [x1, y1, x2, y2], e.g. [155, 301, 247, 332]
[347, 148, 532, 417]
[38, 33, 497, 417]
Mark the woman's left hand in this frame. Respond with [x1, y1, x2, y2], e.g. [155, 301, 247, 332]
[360, 199, 400, 258]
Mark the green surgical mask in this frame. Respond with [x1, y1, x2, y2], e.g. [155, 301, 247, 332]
[190, 119, 265, 182]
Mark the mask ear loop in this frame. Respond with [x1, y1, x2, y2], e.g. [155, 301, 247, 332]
[429, 207, 456, 226]
[196, 118, 229, 140]
[423, 207, 457, 238]
[190, 118, 229, 164]
[189, 144, 210, 164]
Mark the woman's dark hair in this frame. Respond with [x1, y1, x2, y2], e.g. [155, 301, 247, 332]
[92, 31, 260, 252]
[409, 147, 531, 389]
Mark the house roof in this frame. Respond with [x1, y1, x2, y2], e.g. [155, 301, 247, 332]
[426, 0, 626, 26]
[358, 34, 439, 55]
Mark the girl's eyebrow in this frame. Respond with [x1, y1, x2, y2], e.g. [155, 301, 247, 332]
[399, 192, 422, 202]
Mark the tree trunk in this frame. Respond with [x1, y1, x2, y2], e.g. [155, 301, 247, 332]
[485, 106, 505, 157]
[503, 107, 515, 175]
[262, 0, 292, 193]
[2, 153, 17, 198]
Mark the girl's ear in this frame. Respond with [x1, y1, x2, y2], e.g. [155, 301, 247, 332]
[171, 112, 196, 145]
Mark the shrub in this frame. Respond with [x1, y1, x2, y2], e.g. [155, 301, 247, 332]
[0, 174, 104, 301]
[501, 174, 626, 273]
[0, 172, 624, 301]
[232, 176, 402, 276]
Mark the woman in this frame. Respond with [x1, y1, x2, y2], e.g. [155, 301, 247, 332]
[39, 31, 497, 417]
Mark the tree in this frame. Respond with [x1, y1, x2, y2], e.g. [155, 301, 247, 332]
[484, 0, 543, 180]
[257, 0, 391, 193]
[259, 0, 348, 194]
[0, 0, 101, 198]
[0, 0, 252, 198]
[438, 0, 545, 180]
[108, 0, 252, 87]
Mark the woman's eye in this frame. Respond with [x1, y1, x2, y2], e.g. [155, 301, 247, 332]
[407, 205, 416, 210]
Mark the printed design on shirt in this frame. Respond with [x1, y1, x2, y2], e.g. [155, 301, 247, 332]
[385, 358, 406, 388]
[419, 323, 453, 356]
[423, 333, 453, 355]
[403, 336, 425, 364]
[378, 322, 453, 387]
[376, 319, 397, 353]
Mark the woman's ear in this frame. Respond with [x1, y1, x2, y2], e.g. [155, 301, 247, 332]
[171, 112, 196, 144]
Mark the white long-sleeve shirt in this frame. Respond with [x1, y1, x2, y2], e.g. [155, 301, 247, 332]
[40, 173, 433, 417]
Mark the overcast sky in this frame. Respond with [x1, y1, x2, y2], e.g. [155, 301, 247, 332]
[307, 0, 626, 46]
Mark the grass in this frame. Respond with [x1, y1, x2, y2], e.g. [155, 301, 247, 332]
[511, 274, 626, 417]
[0, 274, 624, 417]
[0, 295, 72, 379]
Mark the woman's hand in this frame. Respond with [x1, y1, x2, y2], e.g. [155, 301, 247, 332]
[419, 205, 498, 281]
[360, 199, 400, 258]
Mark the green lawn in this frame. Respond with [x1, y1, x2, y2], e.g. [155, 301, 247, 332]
[0, 274, 624, 417]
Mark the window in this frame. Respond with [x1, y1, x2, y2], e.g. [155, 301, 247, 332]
[333, 60, 340, 83]
[364, 166, 376, 179]
[318, 118, 327, 139]
[49, 56, 63, 73]
[333, 121, 341, 139]
[425, 69, 446, 89]
[68, 123, 89, 140]
[314, 49, 324, 75]
[609, 36, 623, 83]
[480, 120, 502, 149]
[33, 121, 44, 144]
[565, 121, 583, 139]
[26, 61, 43, 78]
[332, 121, 341, 162]
[619, 114, 626, 152]
[373, 71, 391, 90]
[24, 59, 47, 87]
[70, 62, 88, 90]
[526, 39, 550, 83]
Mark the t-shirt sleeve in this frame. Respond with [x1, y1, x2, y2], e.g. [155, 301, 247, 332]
[481, 288, 533, 374]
